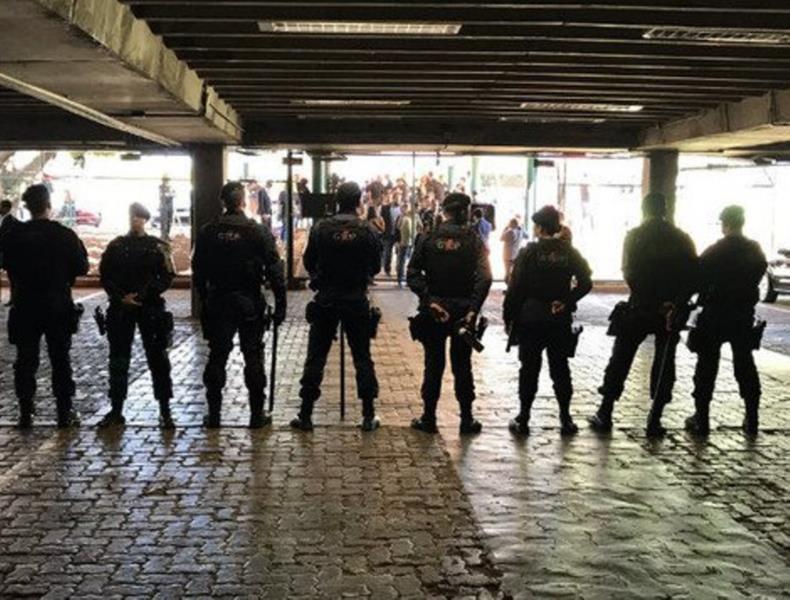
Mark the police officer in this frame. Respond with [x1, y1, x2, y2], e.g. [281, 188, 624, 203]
[291, 182, 382, 432]
[3, 184, 89, 428]
[503, 206, 592, 436]
[589, 193, 697, 437]
[407, 193, 492, 434]
[193, 181, 286, 429]
[97, 203, 176, 429]
[686, 206, 766, 436]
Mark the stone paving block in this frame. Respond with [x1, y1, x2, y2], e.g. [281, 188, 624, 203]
[1, 289, 789, 598]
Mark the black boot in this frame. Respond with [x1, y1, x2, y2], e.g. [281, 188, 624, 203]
[290, 401, 314, 432]
[558, 398, 578, 436]
[360, 398, 380, 432]
[158, 400, 175, 430]
[203, 397, 221, 429]
[411, 398, 438, 434]
[743, 399, 759, 436]
[645, 401, 667, 438]
[508, 414, 530, 436]
[56, 399, 81, 429]
[98, 398, 126, 429]
[248, 396, 272, 429]
[588, 397, 615, 432]
[459, 403, 482, 435]
[17, 401, 33, 430]
[411, 416, 439, 434]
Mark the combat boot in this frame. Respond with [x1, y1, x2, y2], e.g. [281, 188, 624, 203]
[459, 404, 482, 435]
[360, 398, 380, 432]
[588, 397, 615, 433]
[57, 409, 81, 429]
[558, 398, 578, 436]
[158, 400, 175, 430]
[290, 400, 314, 432]
[249, 410, 273, 429]
[645, 402, 667, 438]
[411, 416, 439, 434]
[98, 397, 126, 429]
[684, 413, 710, 436]
[743, 400, 759, 436]
[508, 414, 530, 437]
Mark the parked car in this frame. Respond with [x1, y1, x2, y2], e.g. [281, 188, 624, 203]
[761, 249, 790, 303]
[75, 209, 102, 228]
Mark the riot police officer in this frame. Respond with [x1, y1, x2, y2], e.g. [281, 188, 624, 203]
[3, 184, 89, 428]
[291, 182, 382, 432]
[503, 206, 592, 436]
[407, 193, 492, 435]
[589, 193, 697, 437]
[686, 206, 766, 436]
[97, 203, 176, 429]
[192, 181, 286, 428]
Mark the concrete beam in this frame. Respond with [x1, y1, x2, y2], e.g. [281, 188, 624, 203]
[244, 118, 638, 153]
[639, 88, 790, 154]
[0, 0, 241, 145]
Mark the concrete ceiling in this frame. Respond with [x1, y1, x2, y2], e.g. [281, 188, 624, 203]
[2, 1, 790, 155]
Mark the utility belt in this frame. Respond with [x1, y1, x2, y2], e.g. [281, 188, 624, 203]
[506, 320, 583, 358]
[305, 298, 381, 339]
[686, 310, 766, 353]
[96, 304, 174, 348]
[606, 300, 692, 337]
[8, 301, 83, 345]
[408, 303, 488, 353]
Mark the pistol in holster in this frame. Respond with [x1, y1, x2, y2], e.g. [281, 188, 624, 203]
[408, 311, 432, 343]
[369, 306, 383, 339]
[94, 306, 107, 337]
[606, 301, 631, 337]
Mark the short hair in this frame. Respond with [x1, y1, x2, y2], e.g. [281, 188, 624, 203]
[220, 181, 245, 210]
[531, 205, 561, 235]
[336, 182, 362, 211]
[473, 208, 484, 219]
[0, 199, 12, 213]
[642, 192, 667, 218]
[22, 184, 51, 215]
[720, 205, 745, 229]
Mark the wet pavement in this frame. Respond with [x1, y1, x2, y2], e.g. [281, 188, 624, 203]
[0, 287, 788, 598]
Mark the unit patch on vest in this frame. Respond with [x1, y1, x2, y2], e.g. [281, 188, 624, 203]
[436, 238, 462, 252]
[333, 229, 359, 243]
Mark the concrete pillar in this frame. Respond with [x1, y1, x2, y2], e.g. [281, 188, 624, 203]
[642, 150, 679, 220]
[190, 144, 227, 316]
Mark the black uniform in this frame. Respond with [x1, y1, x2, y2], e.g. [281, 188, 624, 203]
[192, 213, 286, 427]
[407, 221, 492, 429]
[99, 233, 175, 424]
[3, 219, 89, 426]
[689, 234, 766, 433]
[503, 238, 592, 433]
[594, 217, 697, 432]
[295, 213, 382, 427]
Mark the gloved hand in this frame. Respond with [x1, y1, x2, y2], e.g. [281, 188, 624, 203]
[273, 304, 286, 327]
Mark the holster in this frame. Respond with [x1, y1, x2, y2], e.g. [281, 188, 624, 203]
[369, 306, 382, 339]
[7, 307, 19, 346]
[565, 325, 584, 358]
[408, 311, 433, 343]
[606, 301, 631, 337]
[70, 303, 85, 335]
[305, 300, 324, 324]
[750, 319, 767, 351]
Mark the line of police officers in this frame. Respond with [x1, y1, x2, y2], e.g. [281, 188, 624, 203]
[0, 183, 767, 438]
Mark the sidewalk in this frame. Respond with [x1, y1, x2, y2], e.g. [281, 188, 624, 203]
[0, 289, 787, 598]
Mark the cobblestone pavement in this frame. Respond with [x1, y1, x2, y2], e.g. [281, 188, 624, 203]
[0, 288, 788, 598]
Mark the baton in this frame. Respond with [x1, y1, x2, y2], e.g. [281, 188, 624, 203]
[268, 322, 278, 413]
[340, 323, 346, 421]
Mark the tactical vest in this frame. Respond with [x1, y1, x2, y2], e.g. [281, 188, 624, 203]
[314, 217, 373, 291]
[422, 224, 479, 299]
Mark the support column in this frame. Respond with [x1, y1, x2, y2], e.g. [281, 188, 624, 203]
[642, 150, 679, 220]
[190, 144, 227, 316]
